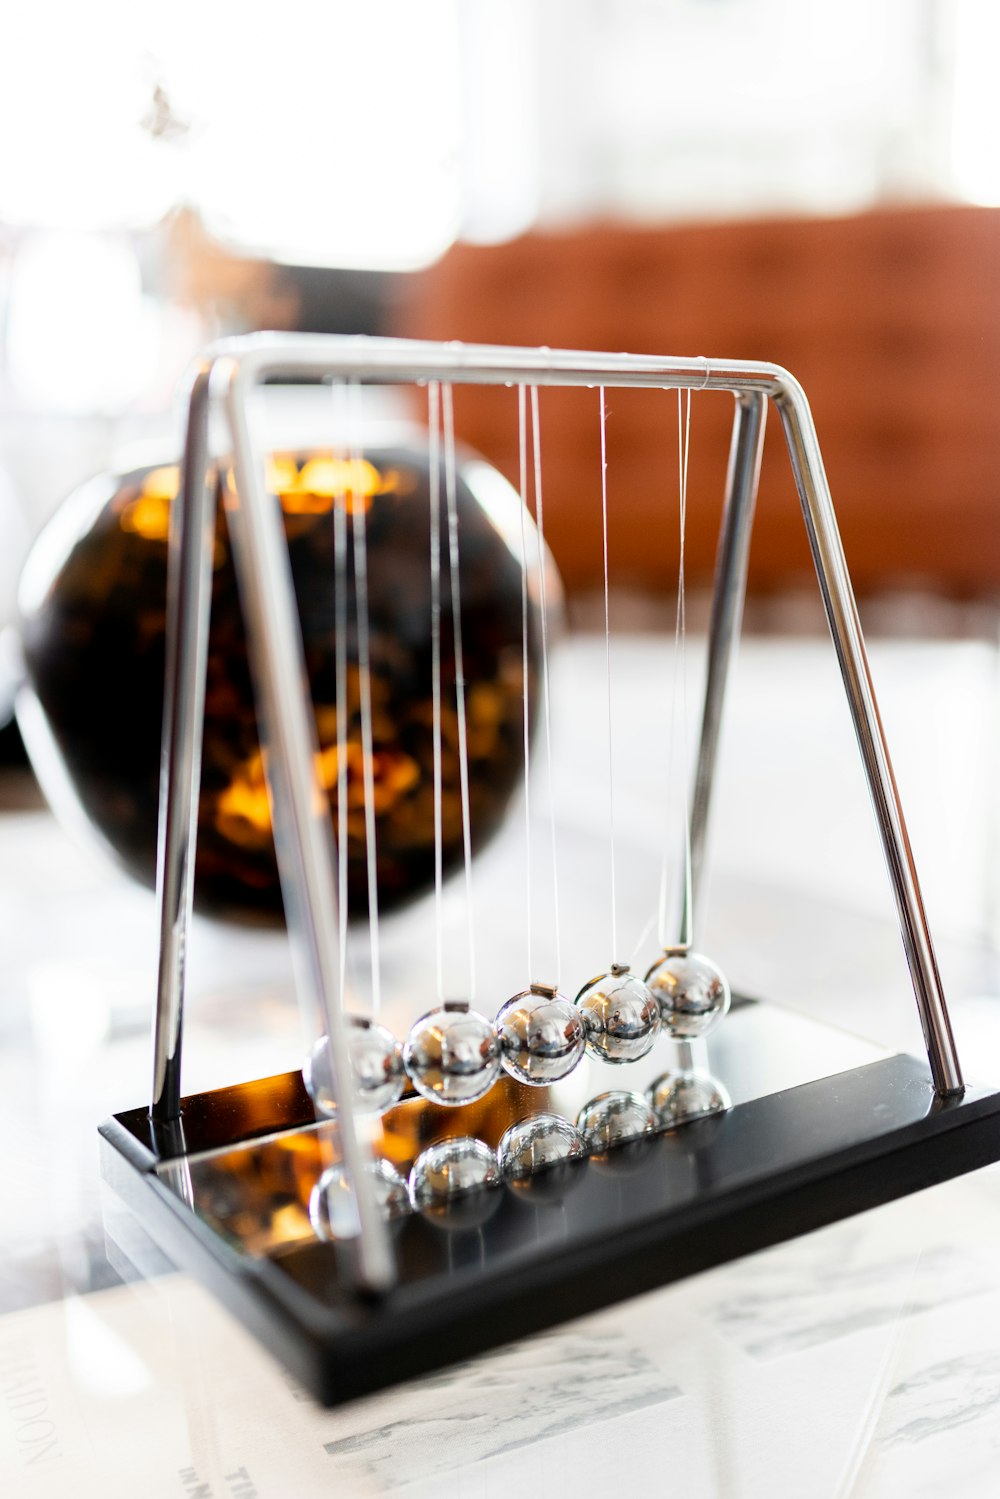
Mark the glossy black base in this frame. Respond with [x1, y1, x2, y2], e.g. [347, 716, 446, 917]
[100, 1048, 1000, 1408]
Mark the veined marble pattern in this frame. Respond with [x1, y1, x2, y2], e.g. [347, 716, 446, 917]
[322, 1324, 682, 1488]
[880, 1350, 1000, 1447]
[693, 1218, 1000, 1360]
[2, 636, 1000, 1498]
[840, 1291, 1000, 1499]
[5, 1210, 1000, 1498]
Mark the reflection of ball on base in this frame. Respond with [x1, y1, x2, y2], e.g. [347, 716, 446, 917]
[644, 950, 730, 1040]
[498, 1112, 586, 1188]
[408, 1137, 501, 1229]
[647, 1069, 731, 1127]
[576, 1090, 657, 1154]
[496, 988, 586, 1084]
[575, 966, 660, 1063]
[499, 1114, 586, 1204]
[308, 1158, 409, 1242]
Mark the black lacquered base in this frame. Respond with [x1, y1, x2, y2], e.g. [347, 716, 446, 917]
[99, 1009, 1000, 1408]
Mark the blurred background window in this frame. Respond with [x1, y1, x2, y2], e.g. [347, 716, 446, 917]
[0, 1, 464, 263]
[0, 0, 998, 537]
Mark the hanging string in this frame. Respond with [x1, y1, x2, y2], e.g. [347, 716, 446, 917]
[441, 384, 477, 1002]
[348, 380, 382, 1017]
[517, 385, 534, 981]
[529, 386, 562, 989]
[599, 387, 618, 962]
[677, 388, 693, 952]
[629, 907, 659, 970]
[332, 381, 351, 1015]
[427, 382, 445, 1003]
[657, 387, 693, 954]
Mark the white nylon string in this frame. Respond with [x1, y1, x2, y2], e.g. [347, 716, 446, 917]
[517, 385, 534, 981]
[349, 380, 382, 1017]
[657, 388, 693, 953]
[427, 382, 445, 1004]
[599, 387, 618, 962]
[332, 381, 350, 1014]
[529, 386, 562, 989]
[678, 388, 693, 951]
[630, 907, 659, 971]
[442, 384, 477, 1002]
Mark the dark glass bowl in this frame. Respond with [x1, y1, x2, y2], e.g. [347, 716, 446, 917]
[18, 441, 549, 920]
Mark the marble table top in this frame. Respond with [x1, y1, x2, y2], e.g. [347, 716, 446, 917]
[2, 632, 999, 1497]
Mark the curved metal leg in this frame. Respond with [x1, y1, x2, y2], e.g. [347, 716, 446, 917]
[151, 361, 216, 1127]
[678, 391, 767, 1079]
[687, 390, 768, 929]
[222, 363, 395, 1292]
[776, 376, 963, 1098]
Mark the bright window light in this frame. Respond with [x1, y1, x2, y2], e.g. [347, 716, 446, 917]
[0, 4, 176, 231]
[951, 0, 1000, 205]
[0, 1, 463, 270]
[6, 232, 160, 413]
[168, 1, 463, 269]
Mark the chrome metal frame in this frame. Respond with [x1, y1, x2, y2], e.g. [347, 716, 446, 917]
[150, 334, 964, 1290]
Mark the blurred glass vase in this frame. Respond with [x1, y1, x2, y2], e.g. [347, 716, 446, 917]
[18, 435, 554, 920]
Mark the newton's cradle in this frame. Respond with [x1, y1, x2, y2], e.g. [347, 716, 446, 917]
[100, 336, 1000, 1407]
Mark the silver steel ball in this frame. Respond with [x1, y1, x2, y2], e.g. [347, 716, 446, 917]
[495, 988, 587, 1085]
[576, 1090, 657, 1153]
[647, 1069, 731, 1127]
[308, 1158, 409, 1242]
[575, 965, 660, 1063]
[404, 1002, 501, 1106]
[304, 1016, 405, 1117]
[644, 949, 731, 1040]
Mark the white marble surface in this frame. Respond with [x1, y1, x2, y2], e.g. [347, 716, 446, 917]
[5, 1171, 1000, 1498]
[2, 632, 1000, 1497]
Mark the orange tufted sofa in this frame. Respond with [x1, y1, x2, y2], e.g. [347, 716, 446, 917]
[399, 206, 1000, 598]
